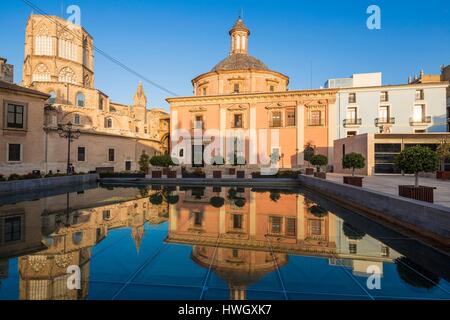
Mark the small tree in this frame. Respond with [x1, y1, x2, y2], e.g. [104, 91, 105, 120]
[150, 154, 175, 167]
[303, 142, 315, 167]
[436, 140, 450, 171]
[138, 151, 150, 173]
[342, 152, 365, 176]
[310, 155, 328, 172]
[396, 145, 439, 187]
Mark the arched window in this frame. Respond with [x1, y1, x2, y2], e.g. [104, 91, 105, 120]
[58, 67, 76, 84]
[58, 32, 77, 61]
[35, 35, 54, 56]
[32, 63, 51, 82]
[34, 25, 53, 56]
[74, 114, 81, 125]
[72, 232, 83, 245]
[76, 92, 85, 107]
[48, 91, 56, 104]
[104, 117, 112, 128]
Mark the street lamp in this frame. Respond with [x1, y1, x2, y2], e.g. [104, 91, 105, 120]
[57, 122, 81, 175]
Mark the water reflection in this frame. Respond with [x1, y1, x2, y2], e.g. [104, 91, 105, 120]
[0, 185, 448, 300]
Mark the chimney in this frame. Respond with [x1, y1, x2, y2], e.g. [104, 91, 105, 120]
[0, 57, 14, 83]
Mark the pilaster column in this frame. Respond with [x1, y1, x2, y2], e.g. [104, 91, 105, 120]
[296, 195, 305, 240]
[296, 104, 305, 166]
[249, 190, 256, 238]
[249, 106, 257, 165]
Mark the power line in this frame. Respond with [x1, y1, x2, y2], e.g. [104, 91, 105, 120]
[21, 0, 179, 97]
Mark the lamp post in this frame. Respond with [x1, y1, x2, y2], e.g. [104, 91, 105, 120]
[57, 122, 81, 175]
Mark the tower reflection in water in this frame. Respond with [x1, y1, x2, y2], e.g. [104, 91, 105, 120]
[1, 185, 443, 300]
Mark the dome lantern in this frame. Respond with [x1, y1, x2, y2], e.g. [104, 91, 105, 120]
[229, 18, 250, 55]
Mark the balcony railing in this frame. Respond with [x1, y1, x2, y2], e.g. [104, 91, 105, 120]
[269, 120, 283, 128]
[307, 119, 325, 126]
[343, 118, 362, 127]
[375, 117, 395, 126]
[410, 116, 432, 125]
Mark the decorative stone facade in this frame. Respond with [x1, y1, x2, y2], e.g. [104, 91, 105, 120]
[168, 18, 337, 168]
[3, 14, 170, 175]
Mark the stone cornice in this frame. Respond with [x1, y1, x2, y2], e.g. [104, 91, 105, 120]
[167, 88, 338, 106]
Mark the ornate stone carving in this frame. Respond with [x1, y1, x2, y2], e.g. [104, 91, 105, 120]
[28, 255, 48, 272]
[55, 253, 73, 268]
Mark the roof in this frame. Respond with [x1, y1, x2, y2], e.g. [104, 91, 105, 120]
[229, 18, 250, 35]
[211, 53, 269, 72]
[0, 80, 50, 99]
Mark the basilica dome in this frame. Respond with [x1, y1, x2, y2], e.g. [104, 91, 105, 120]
[192, 18, 289, 96]
[211, 53, 269, 72]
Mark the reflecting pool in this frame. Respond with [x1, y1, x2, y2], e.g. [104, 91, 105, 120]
[0, 184, 449, 300]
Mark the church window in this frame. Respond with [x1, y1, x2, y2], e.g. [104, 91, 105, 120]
[270, 111, 282, 127]
[76, 92, 85, 107]
[48, 91, 57, 104]
[35, 35, 53, 56]
[104, 117, 112, 128]
[286, 109, 296, 126]
[58, 34, 77, 61]
[74, 114, 81, 125]
[58, 67, 76, 84]
[32, 63, 51, 82]
[309, 110, 323, 126]
[233, 113, 243, 128]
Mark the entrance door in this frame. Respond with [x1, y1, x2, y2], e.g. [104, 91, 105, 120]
[192, 144, 204, 167]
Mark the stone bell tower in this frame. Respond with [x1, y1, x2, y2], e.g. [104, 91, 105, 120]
[132, 81, 147, 123]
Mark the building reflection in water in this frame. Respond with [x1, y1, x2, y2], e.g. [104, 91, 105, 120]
[0, 186, 168, 300]
[2, 185, 437, 300]
[166, 186, 401, 300]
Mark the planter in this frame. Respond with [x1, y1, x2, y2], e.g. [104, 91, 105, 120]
[436, 171, 450, 180]
[314, 172, 326, 179]
[305, 168, 314, 175]
[398, 185, 435, 203]
[229, 168, 236, 175]
[213, 170, 222, 179]
[167, 170, 177, 178]
[236, 171, 245, 179]
[152, 171, 162, 178]
[343, 176, 363, 187]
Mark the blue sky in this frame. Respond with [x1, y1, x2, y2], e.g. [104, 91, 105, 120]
[0, 0, 449, 111]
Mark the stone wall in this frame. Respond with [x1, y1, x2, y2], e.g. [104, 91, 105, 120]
[299, 175, 450, 245]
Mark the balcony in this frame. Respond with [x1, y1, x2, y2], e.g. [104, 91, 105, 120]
[375, 117, 395, 127]
[343, 118, 362, 127]
[410, 116, 432, 126]
[307, 119, 325, 126]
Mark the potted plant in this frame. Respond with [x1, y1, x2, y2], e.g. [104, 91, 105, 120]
[310, 154, 328, 179]
[436, 140, 450, 180]
[396, 145, 439, 203]
[210, 196, 225, 208]
[138, 151, 150, 174]
[149, 193, 163, 205]
[150, 154, 176, 178]
[342, 152, 365, 187]
[303, 142, 315, 175]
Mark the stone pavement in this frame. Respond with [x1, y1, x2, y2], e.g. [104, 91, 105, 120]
[326, 173, 450, 208]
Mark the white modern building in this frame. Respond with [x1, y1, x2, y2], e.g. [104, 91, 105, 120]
[325, 72, 448, 139]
